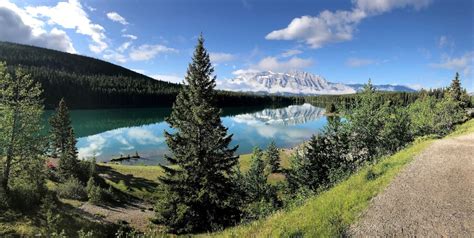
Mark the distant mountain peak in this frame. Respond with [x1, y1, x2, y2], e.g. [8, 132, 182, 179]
[218, 70, 416, 95]
[218, 70, 355, 95]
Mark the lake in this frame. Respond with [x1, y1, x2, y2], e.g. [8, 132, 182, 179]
[43, 103, 328, 165]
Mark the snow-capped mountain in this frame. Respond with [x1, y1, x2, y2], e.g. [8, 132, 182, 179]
[217, 71, 416, 95]
[218, 71, 355, 95]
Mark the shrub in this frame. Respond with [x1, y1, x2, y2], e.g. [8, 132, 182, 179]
[77, 160, 95, 184]
[241, 199, 276, 222]
[77, 230, 95, 238]
[434, 98, 464, 135]
[57, 177, 87, 201]
[86, 177, 116, 204]
[88, 185, 104, 204]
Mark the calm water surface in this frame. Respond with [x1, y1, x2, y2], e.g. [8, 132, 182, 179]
[43, 104, 328, 164]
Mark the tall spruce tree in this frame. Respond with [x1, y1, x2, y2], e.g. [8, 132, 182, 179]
[49, 98, 73, 157]
[448, 72, 470, 108]
[49, 99, 79, 180]
[448, 72, 462, 102]
[243, 147, 270, 201]
[155, 35, 241, 234]
[0, 62, 46, 201]
[241, 147, 277, 221]
[57, 128, 79, 180]
[265, 141, 280, 173]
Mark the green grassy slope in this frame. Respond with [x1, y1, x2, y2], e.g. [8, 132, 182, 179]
[99, 150, 292, 200]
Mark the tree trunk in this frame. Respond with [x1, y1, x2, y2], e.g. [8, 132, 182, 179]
[2, 82, 20, 195]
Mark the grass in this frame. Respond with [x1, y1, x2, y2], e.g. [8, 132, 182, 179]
[99, 149, 292, 199]
[203, 119, 474, 237]
[447, 118, 474, 137]
[0, 201, 119, 237]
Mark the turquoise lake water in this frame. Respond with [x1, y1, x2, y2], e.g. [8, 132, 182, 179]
[44, 104, 328, 164]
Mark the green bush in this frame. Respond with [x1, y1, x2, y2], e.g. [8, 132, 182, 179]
[77, 160, 96, 184]
[241, 199, 276, 222]
[86, 177, 116, 204]
[57, 177, 87, 201]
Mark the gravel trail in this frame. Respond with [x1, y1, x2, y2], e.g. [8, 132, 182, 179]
[350, 133, 474, 237]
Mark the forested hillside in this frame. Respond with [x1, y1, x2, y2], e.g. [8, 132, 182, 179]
[0, 42, 293, 109]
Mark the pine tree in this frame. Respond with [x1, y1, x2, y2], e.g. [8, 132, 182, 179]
[448, 73, 470, 108]
[49, 99, 79, 180]
[241, 147, 277, 221]
[265, 141, 280, 173]
[49, 98, 73, 158]
[0, 62, 46, 201]
[287, 134, 332, 192]
[57, 128, 79, 180]
[304, 134, 332, 189]
[155, 35, 241, 234]
[243, 147, 270, 200]
[448, 72, 462, 102]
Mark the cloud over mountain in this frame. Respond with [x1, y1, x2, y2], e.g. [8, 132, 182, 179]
[266, 0, 432, 48]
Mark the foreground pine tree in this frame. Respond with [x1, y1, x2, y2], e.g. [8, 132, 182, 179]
[49, 99, 79, 180]
[155, 36, 241, 234]
[265, 141, 280, 173]
[49, 98, 73, 157]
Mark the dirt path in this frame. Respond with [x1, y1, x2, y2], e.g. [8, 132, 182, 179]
[350, 133, 474, 237]
[79, 200, 155, 232]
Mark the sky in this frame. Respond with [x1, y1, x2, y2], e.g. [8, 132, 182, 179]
[0, 0, 473, 91]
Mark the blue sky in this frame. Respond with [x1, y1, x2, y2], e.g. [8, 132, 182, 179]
[0, 0, 473, 91]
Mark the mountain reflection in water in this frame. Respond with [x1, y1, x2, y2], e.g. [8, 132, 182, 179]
[71, 103, 327, 165]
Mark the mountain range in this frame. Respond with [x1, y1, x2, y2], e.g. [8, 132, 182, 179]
[218, 71, 416, 95]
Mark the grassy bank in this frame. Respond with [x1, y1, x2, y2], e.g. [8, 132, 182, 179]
[99, 150, 292, 200]
[202, 119, 474, 237]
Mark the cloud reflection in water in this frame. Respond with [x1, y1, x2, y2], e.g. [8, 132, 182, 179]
[77, 104, 327, 164]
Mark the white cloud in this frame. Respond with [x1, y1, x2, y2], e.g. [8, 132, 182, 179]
[129, 44, 177, 61]
[103, 50, 127, 63]
[78, 134, 106, 159]
[354, 0, 432, 15]
[438, 35, 454, 49]
[209, 52, 236, 63]
[106, 11, 128, 25]
[0, 3, 76, 53]
[231, 69, 260, 75]
[266, 0, 432, 48]
[127, 128, 164, 145]
[117, 41, 132, 52]
[26, 0, 108, 53]
[122, 34, 137, 40]
[280, 49, 303, 58]
[254, 56, 313, 72]
[430, 51, 474, 76]
[116, 34, 137, 54]
[152, 74, 183, 84]
[346, 57, 375, 67]
[408, 84, 424, 90]
[266, 10, 366, 49]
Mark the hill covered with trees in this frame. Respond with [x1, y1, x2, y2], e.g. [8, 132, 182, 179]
[0, 41, 294, 109]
